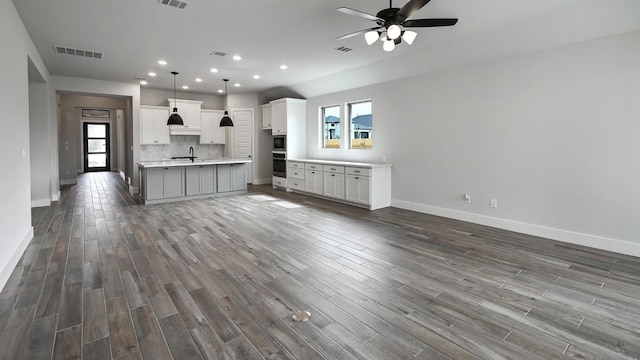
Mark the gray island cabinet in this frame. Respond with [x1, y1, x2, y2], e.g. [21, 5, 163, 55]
[138, 159, 250, 204]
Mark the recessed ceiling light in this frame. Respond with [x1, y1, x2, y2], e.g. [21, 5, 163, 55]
[195, 78, 202, 82]
[158, 60, 167, 65]
[210, 68, 219, 73]
[253, 75, 260, 79]
[218, 89, 224, 93]
[182, 85, 189, 89]
[280, 64, 288, 70]
[140, 80, 148, 85]
[232, 55, 242, 61]
[148, 72, 156, 77]
[234, 83, 240, 87]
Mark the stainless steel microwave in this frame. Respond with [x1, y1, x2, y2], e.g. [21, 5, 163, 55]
[273, 135, 286, 151]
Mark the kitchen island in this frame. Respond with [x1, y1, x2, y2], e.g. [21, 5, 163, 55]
[137, 158, 251, 204]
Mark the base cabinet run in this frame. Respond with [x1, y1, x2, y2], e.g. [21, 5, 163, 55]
[287, 160, 391, 210]
[139, 162, 248, 204]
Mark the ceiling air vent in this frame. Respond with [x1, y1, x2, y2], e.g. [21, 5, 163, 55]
[54, 46, 103, 59]
[335, 46, 352, 53]
[158, 0, 189, 9]
[210, 51, 227, 57]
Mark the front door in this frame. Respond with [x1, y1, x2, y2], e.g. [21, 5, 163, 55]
[84, 122, 110, 172]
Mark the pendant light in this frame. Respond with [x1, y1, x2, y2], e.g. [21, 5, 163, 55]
[167, 71, 184, 125]
[219, 79, 234, 127]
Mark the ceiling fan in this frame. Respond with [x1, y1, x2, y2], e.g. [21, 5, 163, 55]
[336, 0, 458, 51]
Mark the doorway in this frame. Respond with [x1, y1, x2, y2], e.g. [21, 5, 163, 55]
[83, 122, 110, 172]
[232, 109, 253, 183]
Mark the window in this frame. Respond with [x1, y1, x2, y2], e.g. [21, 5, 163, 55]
[321, 105, 341, 148]
[348, 100, 372, 149]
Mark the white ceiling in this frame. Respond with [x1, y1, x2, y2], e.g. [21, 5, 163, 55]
[13, 0, 640, 98]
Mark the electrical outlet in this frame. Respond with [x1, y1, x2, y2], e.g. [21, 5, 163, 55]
[490, 199, 498, 208]
[382, 155, 387, 162]
[464, 193, 471, 204]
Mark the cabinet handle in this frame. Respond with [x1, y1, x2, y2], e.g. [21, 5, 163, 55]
[330, 168, 336, 170]
[154, 140, 158, 143]
[332, 174, 335, 177]
[354, 170, 360, 173]
[355, 177, 359, 180]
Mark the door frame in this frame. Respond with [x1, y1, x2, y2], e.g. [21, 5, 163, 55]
[83, 121, 111, 172]
[231, 108, 254, 184]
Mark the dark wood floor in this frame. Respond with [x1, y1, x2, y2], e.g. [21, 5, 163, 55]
[1, 172, 639, 359]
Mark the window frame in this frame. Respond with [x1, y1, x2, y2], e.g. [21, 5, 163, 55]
[320, 104, 342, 149]
[347, 99, 372, 150]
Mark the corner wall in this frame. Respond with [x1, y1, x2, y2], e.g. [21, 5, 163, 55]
[0, 0, 50, 289]
[305, 30, 640, 257]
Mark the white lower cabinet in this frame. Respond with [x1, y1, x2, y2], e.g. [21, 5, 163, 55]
[345, 174, 371, 204]
[323, 166, 345, 199]
[218, 163, 246, 193]
[305, 169, 324, 195]
[186, 165, 216, 196]
[144, 167, 184, 200]
[272, 176, 287, 188]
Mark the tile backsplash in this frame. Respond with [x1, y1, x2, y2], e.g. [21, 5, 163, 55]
[140, 135, 224, 160]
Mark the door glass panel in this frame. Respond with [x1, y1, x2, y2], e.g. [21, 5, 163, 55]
[87, 139, 106, 153]
[87, 124, 106, 138]
[88, 154, 107, 168]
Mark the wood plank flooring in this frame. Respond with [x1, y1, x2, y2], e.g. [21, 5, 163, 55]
[1, 171, 640, 359]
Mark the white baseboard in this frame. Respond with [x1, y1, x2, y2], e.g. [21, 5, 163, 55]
[60, 179, 77, 185]
[391, 199, 640, 258]
[52, 190, 60, 202]
[31, 199, 51, 208]
[0, 227, 34, 291]
[252, 178, 272, 185]
[129, 185, 139, 194]
[119, 170, 126, 181]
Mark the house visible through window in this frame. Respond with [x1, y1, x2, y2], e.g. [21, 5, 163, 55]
[348, 100, 372, 149]
[322, 105, 341, 148]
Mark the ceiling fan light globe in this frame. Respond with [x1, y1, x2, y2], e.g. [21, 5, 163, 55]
[402, 30, 417, 45]
[387, 24, 401, 40]
[364, 31, 380, 45]
[383, 39, 395, 52]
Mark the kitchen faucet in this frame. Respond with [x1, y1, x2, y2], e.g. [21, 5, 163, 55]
[189, 146, 195, 162]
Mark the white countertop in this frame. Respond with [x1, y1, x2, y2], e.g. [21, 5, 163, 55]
[137, 158, 251, 168]
[287, 159, 392, 168]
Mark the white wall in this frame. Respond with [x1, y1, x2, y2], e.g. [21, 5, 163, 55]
[0, 0, 50, 288]
[29, 81, 51, 206]
[306, 30, 640, 257]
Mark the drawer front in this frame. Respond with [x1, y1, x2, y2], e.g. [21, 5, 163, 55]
[346, 167, 371, 176]
[273, 176, 287, 188]
[288, 179, 305, 191]
[289, 161, 304, 169]
[305, 163, 322, 171]
[323, 165, 345, 174]
[289, 168, 305, 180]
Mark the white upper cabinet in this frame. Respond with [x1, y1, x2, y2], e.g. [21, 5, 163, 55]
[271, 101, 286, 134]
[168, 99, 202, 135]
[140, 106, 170, 145]
[200, 110, 226, 144]
[261, 103, 272, 130]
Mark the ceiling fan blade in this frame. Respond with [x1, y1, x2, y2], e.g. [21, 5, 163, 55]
[397, 0, 432, 19]
[336, 27, 382, 40]
[403, 18, 458, 27]
[337, 7, 382, 22]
